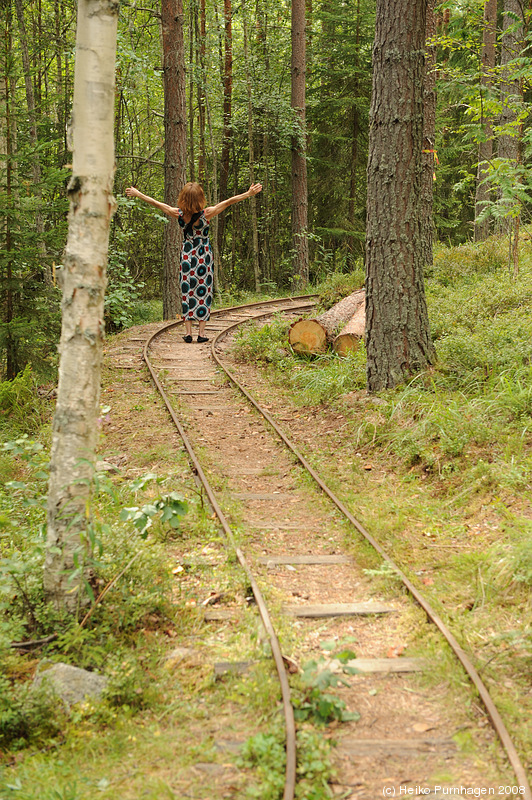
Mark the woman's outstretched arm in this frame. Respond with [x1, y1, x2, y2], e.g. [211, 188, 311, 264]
[204, 183, 262, 221]
[125, 186, 179, 218]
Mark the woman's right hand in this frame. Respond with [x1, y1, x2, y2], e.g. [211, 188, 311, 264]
[125, 186, 141, 198]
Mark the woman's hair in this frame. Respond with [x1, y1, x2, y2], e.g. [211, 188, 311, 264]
[178, 182, 206, 215]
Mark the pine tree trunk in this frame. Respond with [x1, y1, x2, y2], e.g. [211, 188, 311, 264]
[291, 0, 309, 286]
[498, 0, 524, 250]
[14, 0, 50, 285]
[365, 0, 435, 392]
[161, 0, 187, 320]
[474, 0, 497, 243]
[196, 0, 207, 184]
[217, 0, 232, 262]
[188, 1, 195, 181]
[44, 0, 119, 612]
[243, 8, 260, 292]
[421, 0, 437, 269]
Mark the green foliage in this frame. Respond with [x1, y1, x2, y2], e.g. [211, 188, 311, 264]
[293, 654, 360, 725]
[238, 732, 286, 799]
[102, 652, 151, 710]
[291, 350, 367, 405]
[232, 315, 292, 366]
[120, 492, 188, 538]
[238, 728, 334, 800]
[232, 313, 367, 406]
[314, 265, 365, 311]
[0, 675, 65, 750]
[0, 367, 51, 434]
[105, 218, 146, 332]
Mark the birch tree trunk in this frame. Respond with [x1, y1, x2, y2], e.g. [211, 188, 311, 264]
[44, 0, 119, 612]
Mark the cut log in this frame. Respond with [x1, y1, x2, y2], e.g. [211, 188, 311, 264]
[289, 289, 365, 355]
[333, 302, 365, 356]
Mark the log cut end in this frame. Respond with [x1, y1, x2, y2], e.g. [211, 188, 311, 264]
[333, 303, 365, 357]
[333, 333, 361, 357]
[289, 319, 328, 355]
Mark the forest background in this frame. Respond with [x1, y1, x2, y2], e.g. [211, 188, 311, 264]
[0, 0, 532, 792]
[2, 0, 531, 382]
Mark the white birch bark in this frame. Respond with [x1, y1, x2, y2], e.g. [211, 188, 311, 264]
[44, 0, 119, 611]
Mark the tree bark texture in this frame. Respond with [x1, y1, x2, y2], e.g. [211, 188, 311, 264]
[499, 0, 523, 163]
[217, 0, 232, 260]
[365, 0, 435, 392]
[243, 8, 260, 291]
[474, 0, 497, 243]
[289, 289, 365, 355]
[161, 0, 187, 320]
[14, 0, 50, 286]
[1, 5, 18, 380]
[45, 0, 119, 611]
[421, 0, 437, 269]
[291, 0, 309, 286]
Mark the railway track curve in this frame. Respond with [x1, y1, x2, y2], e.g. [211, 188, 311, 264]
[139, 295, 531, 800]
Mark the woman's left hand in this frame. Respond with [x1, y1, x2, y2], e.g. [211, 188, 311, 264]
[247, 183, 263, 197]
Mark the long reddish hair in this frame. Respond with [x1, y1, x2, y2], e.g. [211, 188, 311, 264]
[178, 182, 206, 215]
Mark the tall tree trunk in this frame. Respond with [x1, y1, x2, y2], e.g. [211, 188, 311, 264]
[1, 3, 18, 380]
[498, 0, 524, 263]
[45, 0, 119, 612]
[217, 0, 232, 265]
[161, 0, 187, 320]
[421, 0, 437, 268]
[188, 0, 195, 181]
[347, 0, 361, 265]
[204, 82, 221, 289]
[243, 7, 260, 292]
[14, 0, 51, 285]
[365, 0, 435, 392]
[256, 0, 271, 283]
[196, 0, 207, 184]
[291, 0, 309, 286]
[474, 0, 497, 243]
[499, 0, 523, 164]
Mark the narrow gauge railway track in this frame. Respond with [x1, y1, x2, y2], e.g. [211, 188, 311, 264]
[141, 296, 531, 800]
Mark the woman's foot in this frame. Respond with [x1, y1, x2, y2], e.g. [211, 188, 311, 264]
[197, 335, 209, 343]
[183, 335, 193, 343]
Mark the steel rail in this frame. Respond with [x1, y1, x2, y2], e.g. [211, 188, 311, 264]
[211, 312, 532, 800]
[142, 295, 317, 800]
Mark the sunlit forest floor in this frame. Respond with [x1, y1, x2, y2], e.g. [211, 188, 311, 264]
[0, 235, 531, 798]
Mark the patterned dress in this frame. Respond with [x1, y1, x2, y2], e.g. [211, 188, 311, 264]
[177, 209, 214, 321]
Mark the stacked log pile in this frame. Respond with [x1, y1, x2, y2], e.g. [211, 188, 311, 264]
[288, 289, 365, 356]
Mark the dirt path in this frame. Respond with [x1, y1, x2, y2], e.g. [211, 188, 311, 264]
[101, 319, 517, 799]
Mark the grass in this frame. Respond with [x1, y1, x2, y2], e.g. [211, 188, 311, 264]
[1, 234, 531, 793]
[228, 232, 532, 766]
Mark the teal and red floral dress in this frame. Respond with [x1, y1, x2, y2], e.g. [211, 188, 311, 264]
[177, 209, 214, 321]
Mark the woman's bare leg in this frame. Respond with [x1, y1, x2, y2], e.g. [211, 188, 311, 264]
[198, 319, 206, 337]
[184, 319, 192, 337]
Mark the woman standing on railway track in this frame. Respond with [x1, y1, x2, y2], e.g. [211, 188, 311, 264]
[125, 182, 262, 343]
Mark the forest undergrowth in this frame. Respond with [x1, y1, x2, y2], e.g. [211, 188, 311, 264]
[230, 234, 532, 762]
[0, 236, 531, 798]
